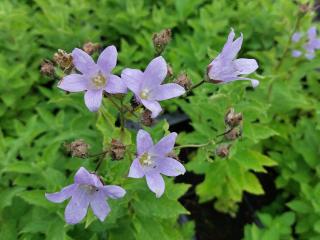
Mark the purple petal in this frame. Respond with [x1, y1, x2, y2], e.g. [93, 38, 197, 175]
[72, 48, 97, 75]
[90, 191, 111, 222]
[142, 56, 167, 89]
[292, 50, 302, 58]
[157, 157, 186, 176]
[97, 45, 117, 75]
[151, 83, 185, 101]
[102, 185, 126, 199]
[222, 29, 243, 60]
[45, 184, 77, 203]
[137, 129, 153, 155]
[308, 27, 317, 40]
[121, 68, 144, 95]
[145, 173, 165, 198]
[152, 132, 177, 155]
[58, 74, 88, 92]
[234, 58, 258, 75]
[74, 167, 103, 188]
[105, 74, 127, 94]
[84, 89, 103, 112]
[305, 51, 315, 60]
[236, 77, 259, 88]
[64, 186, 90, 224]
[292, 32, 302, 43]
[128, 158, 145, 178]
[141, 99, 162, 118]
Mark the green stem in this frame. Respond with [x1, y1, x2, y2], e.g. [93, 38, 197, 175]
[186, 79, 206, 95]
[174, 141, 213, 149]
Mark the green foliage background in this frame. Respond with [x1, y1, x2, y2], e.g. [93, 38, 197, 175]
[0, 0, 320, 239]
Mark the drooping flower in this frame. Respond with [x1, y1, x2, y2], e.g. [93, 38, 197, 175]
[58, 46, 127, 111]
[292, 27, 320, 60]
[128, 129, 186, 197]
[45, 167, 126, 224]
[207, 29, 259, 88]
[121, 56, 186, 118]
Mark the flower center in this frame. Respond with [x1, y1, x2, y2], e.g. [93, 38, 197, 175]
[139, 152, 153, 166]
[82, 185, 99, 194]
[140, 89, 150, 100]
[91, 72, 106, 89]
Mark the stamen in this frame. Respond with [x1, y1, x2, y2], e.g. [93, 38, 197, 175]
[140, 89, 150, 99]
[91, 72, 106, 89]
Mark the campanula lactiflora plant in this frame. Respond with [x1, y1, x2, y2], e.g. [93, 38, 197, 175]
[2, 1, 320, 239]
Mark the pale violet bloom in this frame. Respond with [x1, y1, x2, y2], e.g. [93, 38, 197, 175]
[45, 167, 126, 224]
[207, 29, 259, 88]
[121, 57, 185, 118]
[58, 46, 127, 111]
[292, 27, 320, 60]
[128, 130, 186, 197]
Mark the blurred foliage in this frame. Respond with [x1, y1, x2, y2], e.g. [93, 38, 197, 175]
[0, 0, 320, 239]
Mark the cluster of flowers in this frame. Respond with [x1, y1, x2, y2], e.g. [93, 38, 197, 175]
[45, 29, 259, 224]
[292, 26, 320, 60]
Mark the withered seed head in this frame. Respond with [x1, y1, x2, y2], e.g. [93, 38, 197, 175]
[82, 42, 100, 55]
[224, 128, 242, 141]
[174, 73, 192, 90]
[224, 108, 243, 128]
[152, 29, 172, 54]
[53, 49, 73, 70]
[167, 64, 174, 77]
[40, 60, 55, 77]
[141, 109, 154, 127]
[110, 139, 126, 160]
[215, 145, 230, 158]
[64, 139, 90, 158]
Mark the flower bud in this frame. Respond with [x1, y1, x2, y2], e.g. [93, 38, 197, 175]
[152, 29, 172, 55]
[53, 49, 73, 70]
[167, 64, 174, 77]
[224, 108, 243, 128]
[110, 139, 126, 160]
[224, 128, 242, 141]
[64, 139, 90, 158]
[215, 145, 230, 158]
[40, 60, 55, 77]
[141, 109, 154, 127]
[82, 42, 100, 55]
[299, 3, 311, 13]
[174, 73, 192, 90]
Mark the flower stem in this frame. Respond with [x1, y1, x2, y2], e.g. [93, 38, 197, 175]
[94, 152, 108, 172]
[174, 141, 213, 149]
[186, 79, 206, 95]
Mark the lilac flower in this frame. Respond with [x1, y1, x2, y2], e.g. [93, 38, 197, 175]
[292, 27, 320, 60]
[58, 46, 127, 111]
[128, 129, 186, 197]
[45, 167, 126, 224]
[207, 29, 259, 88]
[121, 56, 185, 118]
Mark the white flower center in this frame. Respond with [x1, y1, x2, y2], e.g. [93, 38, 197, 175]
[140, 89, 150, 100]
[82, 185, 99, 194]
[139, 152, 154, 167]
[91, 72, 106, 89]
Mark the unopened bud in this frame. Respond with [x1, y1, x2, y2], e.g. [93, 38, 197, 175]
[167, 64, 174, 77]
[141, 109, 154, 127]
[215, 145, 230, 158]
[174, 73, 192, 90]
[299, 3, 311, 13]
[82, 42, 100, 55]
[224, 108, 243, 128]
[225, 128, 242, 141]
[40, 60, 55, 77]
[64, 139, 90, 158]
[110, 139, 126, 160]
[152, 29, 172, 55]
[53, 49, 73, 70]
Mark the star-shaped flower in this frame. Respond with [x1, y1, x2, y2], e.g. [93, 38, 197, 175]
[121, 56, 186, 118]
[58, 46, 127, 111]
[128, 129, 186, 197]
[45, 167, 126, 224]
[292, 27, 320, 59]
[207, 29, 259, 88]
